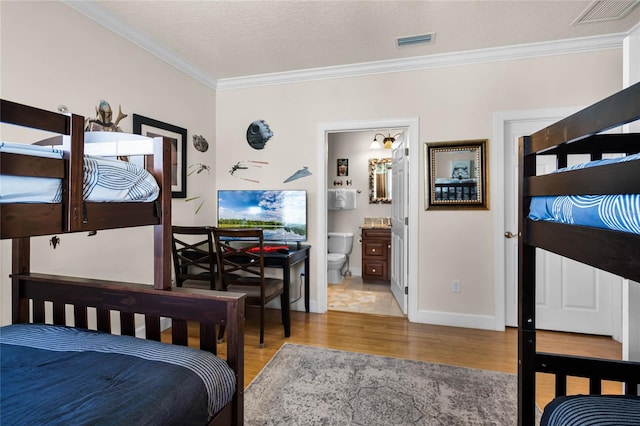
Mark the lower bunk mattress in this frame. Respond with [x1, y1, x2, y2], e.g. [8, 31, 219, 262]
[0, 323, 236, 425]
[0, 141, 159, 203]
[529, 153, 640, 235]
[541, 394, 640, 426]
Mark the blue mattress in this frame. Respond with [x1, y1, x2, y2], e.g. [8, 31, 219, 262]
[0, 324, 236, 425]
[541, 395, 640, 426]
[0, 141, 159, 203]
[529, 153, 640, 235]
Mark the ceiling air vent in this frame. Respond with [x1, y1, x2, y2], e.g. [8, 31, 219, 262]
[572, 0, 639, 24]
[397, 32, 435, 47]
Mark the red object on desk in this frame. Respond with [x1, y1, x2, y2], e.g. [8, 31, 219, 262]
[247, 245, 289, 253]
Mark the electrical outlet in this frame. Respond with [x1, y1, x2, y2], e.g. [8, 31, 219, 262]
[451, 280, 461, 293]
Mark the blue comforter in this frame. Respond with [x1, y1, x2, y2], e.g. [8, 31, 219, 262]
[529, 153, 640, 234]
[0, 324, 236, 425]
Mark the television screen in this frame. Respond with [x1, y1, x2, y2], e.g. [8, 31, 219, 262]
[217, 190, 307, 241]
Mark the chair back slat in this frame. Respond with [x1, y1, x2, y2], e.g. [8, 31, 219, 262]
[212, 227, 286, 347]
[171, 226, 217, 290]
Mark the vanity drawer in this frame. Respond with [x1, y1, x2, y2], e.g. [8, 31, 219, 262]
[362, 228, 390, 239]
[363, 241, 387, 258]
[363, 260, 387, 279]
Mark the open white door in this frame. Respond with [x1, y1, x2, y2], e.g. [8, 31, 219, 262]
[391, 135, 408, 314]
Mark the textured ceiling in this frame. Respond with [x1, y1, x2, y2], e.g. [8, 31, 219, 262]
[82, 1, 640, 81]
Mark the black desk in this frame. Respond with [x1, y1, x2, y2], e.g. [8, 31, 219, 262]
[184, 244, 311, 338]
[263, 245, 311, 315]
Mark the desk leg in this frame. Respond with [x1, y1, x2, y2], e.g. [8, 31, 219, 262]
[304, 252, 310, 313]
[282, 259, 291, 337]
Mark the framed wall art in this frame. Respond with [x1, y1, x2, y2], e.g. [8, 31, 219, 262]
[133, 114, 187, 198]
[424, 139, 488, 210]
[337, 158, 349, 176]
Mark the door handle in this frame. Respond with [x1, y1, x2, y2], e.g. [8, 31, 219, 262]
[504, 231, 519, 238]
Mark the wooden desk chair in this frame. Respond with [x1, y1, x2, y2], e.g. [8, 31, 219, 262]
[212, 228, 287, 348]
[171, 225, 217, 290]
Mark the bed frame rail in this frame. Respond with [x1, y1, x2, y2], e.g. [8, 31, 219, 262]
[537, 352, 640, 397]
[11, 271, 246, 425]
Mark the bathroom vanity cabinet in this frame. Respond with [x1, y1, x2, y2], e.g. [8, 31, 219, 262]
[361, 228, 391, 284]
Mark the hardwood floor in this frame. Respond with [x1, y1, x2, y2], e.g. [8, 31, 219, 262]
[178, 307, 622, 413]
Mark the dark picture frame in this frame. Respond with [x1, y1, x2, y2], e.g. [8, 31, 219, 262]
[424, 139, 488, 210]
[337, 158, 349, 176]
[133, 114, 187, 198]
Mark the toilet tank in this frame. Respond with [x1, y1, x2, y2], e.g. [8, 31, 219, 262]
[328, 232, 354, 254]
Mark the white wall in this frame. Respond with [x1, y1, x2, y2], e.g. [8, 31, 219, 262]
[0, 1, 626, 329]
[0, 1, 216, 324]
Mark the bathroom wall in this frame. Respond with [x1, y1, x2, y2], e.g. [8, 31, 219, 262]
[327, 131, 392, 276]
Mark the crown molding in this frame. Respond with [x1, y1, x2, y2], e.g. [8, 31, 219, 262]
[63, 1, 626, 93]
[62, 1, 218, 90]
[217, 33, 625, 91]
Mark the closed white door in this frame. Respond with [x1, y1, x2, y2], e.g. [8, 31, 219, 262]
[391, 136, 408, 314]
[504, 116, 618, 335]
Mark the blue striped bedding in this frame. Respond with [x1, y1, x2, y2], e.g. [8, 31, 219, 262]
[529, 153, 640, 235]
[0, 141, 159, 203]
[541, 395, 640, 425]
[0, 324, 236, 425]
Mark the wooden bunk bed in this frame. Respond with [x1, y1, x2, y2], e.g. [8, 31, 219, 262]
[0, 99, 246, 425]
[518, 82, 640, 425]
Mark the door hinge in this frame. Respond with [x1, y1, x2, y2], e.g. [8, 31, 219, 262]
[405, 217, 408, 226]
[405, 147, 409, 156]
[404, 286, 408, 295]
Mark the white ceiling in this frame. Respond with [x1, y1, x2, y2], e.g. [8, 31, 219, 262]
[68, 1, 639, 84]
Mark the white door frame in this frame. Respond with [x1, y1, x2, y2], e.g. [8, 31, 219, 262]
[316, 117, 419, 321]
[492, 108, 622, 340]
[493, 107, 577, 330]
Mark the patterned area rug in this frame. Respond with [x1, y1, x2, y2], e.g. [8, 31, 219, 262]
[245, 343, 521, 425]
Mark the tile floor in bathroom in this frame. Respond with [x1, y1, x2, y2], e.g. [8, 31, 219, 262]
[327, 275, 404, 317]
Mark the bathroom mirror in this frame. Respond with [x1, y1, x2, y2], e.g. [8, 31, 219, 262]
[424, 139, 488, 210]
[369, 158, 392, 204]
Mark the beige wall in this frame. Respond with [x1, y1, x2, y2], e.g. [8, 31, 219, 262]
[0, 1, 216, 324]
[0, 1, 624, 328]
[216, 50, 622, 323]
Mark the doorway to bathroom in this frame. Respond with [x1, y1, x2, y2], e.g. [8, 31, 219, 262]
[318, 117, 419, 320]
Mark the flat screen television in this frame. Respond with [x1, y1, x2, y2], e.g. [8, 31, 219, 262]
[217, 190, 307, 242]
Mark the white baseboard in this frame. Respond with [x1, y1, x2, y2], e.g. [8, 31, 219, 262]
[416, 309, 505, 331]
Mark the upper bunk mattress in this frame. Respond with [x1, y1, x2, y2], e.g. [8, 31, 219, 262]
[0, 323, 236, 425]
[0, 141, 159, 203]
[528, 153, 640, 235]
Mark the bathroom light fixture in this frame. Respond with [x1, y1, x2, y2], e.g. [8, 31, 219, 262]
[372, 132, 402, 149]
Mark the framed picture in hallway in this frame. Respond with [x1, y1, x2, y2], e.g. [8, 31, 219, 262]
[424, 139, 488, 210]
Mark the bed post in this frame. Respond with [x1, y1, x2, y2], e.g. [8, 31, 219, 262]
[11, 238, 30, 324]
[153, 136, 172, 289]
[65, 113, 87, 233]
[518, 135, 537, 426]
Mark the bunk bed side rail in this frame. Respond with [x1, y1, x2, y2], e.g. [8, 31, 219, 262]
[526, 82, 640, 155]
[0, 99, 70, 134]
[526, 161, 640, 196]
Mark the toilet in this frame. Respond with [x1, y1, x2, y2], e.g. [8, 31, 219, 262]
[327, 232, 354, 284]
